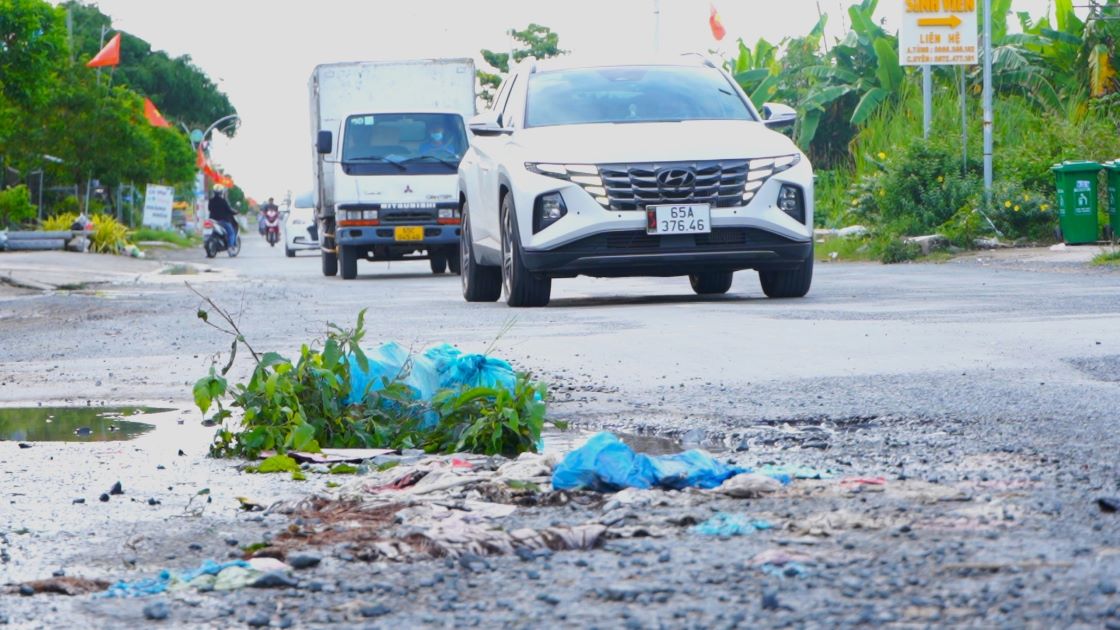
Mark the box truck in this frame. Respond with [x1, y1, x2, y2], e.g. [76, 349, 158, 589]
[309, 59, 476, 279]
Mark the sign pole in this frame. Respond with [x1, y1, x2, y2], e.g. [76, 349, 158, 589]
[653, 0, 661, 54]
[982, 0, 993, 201]
[922, 65, 932, 139]
[960, 66, 968, 176]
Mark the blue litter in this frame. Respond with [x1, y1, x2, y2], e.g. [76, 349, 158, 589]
[690, 513, 774, 537]
[552, 432, 747, 492]
[347, 342, 518, 407]
[755, 464, 833, 481]
[99, 559, 250, 598]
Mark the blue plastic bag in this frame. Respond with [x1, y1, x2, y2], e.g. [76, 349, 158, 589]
[552, 432, 745, 492]
[347, 342, 519, 406]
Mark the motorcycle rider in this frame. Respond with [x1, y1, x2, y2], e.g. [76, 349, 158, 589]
[208, 185, 239, 250]
[259, 197, 278, 236]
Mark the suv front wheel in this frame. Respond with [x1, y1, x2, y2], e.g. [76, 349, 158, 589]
[689, 271, 733, 295]
[460, 201, 501, 302]
[501, 195, 551, 307]
[759, 248, 813, 298]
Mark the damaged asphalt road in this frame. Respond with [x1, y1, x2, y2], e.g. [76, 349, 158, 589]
[3, 238, 1120, 628]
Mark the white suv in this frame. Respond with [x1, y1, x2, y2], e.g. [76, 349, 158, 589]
[457, 56, 814, 307]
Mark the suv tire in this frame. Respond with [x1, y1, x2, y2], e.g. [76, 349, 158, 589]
[461, 202, 501, 302]
[501, 195, 551, 307]
[689, 271, 733, 295]
[759, 249, 813, 298]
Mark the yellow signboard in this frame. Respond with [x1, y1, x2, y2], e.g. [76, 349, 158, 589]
[901, 0, 978, 66]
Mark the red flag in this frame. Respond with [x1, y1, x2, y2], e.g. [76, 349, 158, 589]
[143, 98, 171, 128]
[709, 4, 726, 41]
[86, 33, 122, 68]
[196, 145, 207, 169]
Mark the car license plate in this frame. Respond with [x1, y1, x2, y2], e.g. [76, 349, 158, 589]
[646, 204, 711, 235]
[394, 226, 424, 241]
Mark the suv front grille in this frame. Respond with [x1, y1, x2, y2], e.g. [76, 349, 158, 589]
[599, 160, 749, 211]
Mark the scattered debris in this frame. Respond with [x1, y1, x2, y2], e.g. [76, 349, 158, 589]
[690, 513, 773, 537]
[552, 432, 747, 491]
[1098, 497, 1120, 513]
[716, 473, 783, 498]
[9, 577, 110, 596]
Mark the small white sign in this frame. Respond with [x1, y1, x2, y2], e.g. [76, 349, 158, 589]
[142, 184, 174, 228]
[900, 0, 978, 66]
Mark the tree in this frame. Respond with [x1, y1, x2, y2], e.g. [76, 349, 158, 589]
[60, 1, 236, 134]
[0, 0, 67, 150]
[477, 24, 566, 106]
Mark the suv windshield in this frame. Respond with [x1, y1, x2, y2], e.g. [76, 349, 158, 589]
[341, 113, 467, 173]
[525, 66, 754, 128]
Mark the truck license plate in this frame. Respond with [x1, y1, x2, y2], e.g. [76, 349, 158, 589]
[646, 204, 711, 235]
[394, 226, 424, 241]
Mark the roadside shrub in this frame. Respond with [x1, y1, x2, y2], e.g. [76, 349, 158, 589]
[939, 205, 991, 248]
[845, 141, 982, 236]
[194, 308, 556, 460]
[984, 181, 1056, 243]
[0, 185, 37, 227]
[876, 237, 922, 264]
[89, 216, 129, 253]
[41, 212, 80, 232]
[54, 196, 81, 215]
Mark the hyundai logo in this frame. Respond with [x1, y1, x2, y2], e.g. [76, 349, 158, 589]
[656, 168, 696, 198]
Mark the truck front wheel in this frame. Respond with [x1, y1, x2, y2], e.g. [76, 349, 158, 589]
[430, 252, 447, 274]
[340, 244, 358, 280]
[321, 218, 338, 277]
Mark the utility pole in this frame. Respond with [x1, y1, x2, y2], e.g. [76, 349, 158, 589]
[922, 65, 932, 139]
[982, 0, 993, 200]
[653, 0, 662, 54]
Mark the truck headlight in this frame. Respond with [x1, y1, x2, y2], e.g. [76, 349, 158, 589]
[533, 192, 567, 233]
[778, 185, 805, 223]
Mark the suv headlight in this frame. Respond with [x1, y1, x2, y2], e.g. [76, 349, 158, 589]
[744, 154, 801, 205]
[533, 192, 567, 233]
[526, 163, 610, 208]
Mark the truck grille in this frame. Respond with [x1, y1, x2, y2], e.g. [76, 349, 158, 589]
[380, 210, 435, 223]
[599, 160, 750, 211]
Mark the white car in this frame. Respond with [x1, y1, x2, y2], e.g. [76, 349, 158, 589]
[456, 56, 814, 307]
[282, 204, 319, 257]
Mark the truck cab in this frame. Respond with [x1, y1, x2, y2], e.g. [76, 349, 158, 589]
[318, 111, 467, 278]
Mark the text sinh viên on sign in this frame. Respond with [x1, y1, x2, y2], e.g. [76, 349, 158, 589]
[906, 0, 975, 12]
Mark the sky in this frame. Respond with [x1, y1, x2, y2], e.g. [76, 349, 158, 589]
[80, 0, 1056, 201]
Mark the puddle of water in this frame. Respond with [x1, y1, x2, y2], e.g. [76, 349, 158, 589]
[0, 406, 172, 442]
[542, 430, 683, 456]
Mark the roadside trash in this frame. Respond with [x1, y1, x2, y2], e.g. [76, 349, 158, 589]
[797, 509, 889, 536]
[11, 577, 110, 596]
[750, 549, 813, 567]
[716, 473, 783, 498]
[1098, 497, 1120, 513]
[100, 559, 251, 598]
[755, 464, 833, 482]
[346, 342, 518, 408]
[690, 513, 773, 537]
[551, 432, 746, 492]
[840, 476, 887, 487]
[259, 448, 397, 465]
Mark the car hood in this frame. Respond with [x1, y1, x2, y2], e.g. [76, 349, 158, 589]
[512, 120, 801, 164]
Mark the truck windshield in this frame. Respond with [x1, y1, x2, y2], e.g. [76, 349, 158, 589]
[525, 66, 755, 128]
[341, 113, 467, 173]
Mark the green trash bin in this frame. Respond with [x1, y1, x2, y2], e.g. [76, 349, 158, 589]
[1104, 160, 1120, 240]
[1051, 161, 1102, 244]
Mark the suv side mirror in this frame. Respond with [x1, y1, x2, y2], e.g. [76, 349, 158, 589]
[316, 130, 333, 154]
[468, 111, 513, 137]
[762, 103, 797, 129]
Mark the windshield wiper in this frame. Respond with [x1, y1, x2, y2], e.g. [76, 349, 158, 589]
[346, 156, 405, 171]
[401, 155, 459, 168]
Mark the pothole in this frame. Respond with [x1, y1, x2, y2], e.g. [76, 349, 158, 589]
[0, 406, 173, 442]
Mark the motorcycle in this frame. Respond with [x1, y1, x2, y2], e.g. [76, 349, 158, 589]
[263, 207, 281, 247]
[203, 219, 241, 258]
